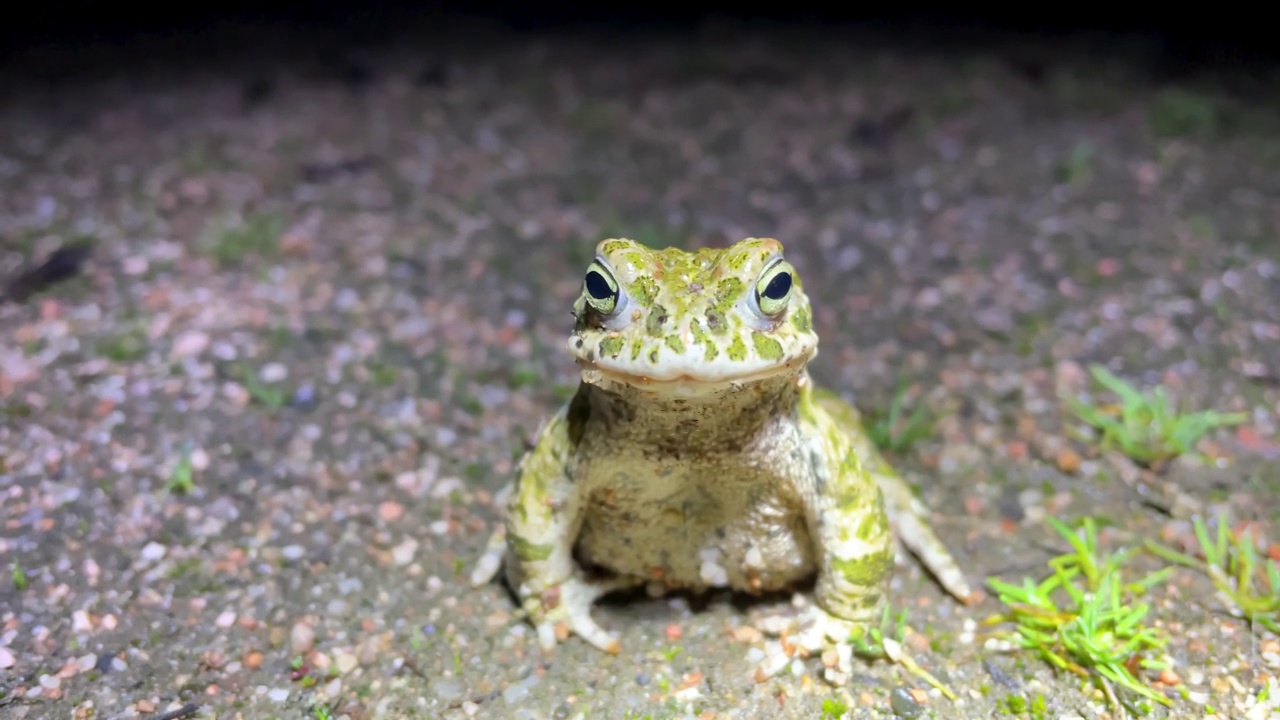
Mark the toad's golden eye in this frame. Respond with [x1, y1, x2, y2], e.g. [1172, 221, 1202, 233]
[583, 261, 620, 315]
[754, 260, 794, 316]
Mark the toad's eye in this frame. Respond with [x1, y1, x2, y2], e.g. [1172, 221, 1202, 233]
[755, 260, 794, 316]
[583, 261, 620, 315]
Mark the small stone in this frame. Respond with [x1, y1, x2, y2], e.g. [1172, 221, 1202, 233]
[0, 647, 15, 669]
[378, 501, 404, 522]
[39, 674, 60, 689]
[889, 686, 925, 718]
[140, 542, 167, 562]
[75, 654, 96, 673]
[261, 363, 288, 383]
[71, 610, 93, 632]
[432, 677, 465, 703]
[1056, 448, 1081, 474]
[335, 651, 358, 674]
[290, 622, 316, 655]
[172, 331, 210, 358]
[391, 538, 418, 566]
[216, 611, 237, 629]
[267, 688, 289, 702]
[243, 651, 264, 669]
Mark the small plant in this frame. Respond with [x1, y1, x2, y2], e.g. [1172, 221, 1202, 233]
[821, 697, 849, 719]
[660, 645, 683, 662]
[1146, 512, 1279, 634]
[237, 366, 287, 409]
[208, 213, 285, 269]
[11, 559, 28, 591]
[1149, 88, 1221, 138]
[1058, 140, 1095, 185]
[166, 449, 196, 495]
[986, 517, 1174, 712]
[998, 692, 1049, 719]
[868, 382, 937, 454]
[1069, 364, 1246, 468]
[850, 605, 956, 700]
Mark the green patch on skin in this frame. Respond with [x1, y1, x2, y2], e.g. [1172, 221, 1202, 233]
[600, 239, 632, 256]
[791, 305, 812, 333]
[510, 535, 553, 562]
[751, 331, 783, 360]
[832, 548, 895, 588]
[714, 277, 745, 312]
[705, 309, 727, 334]
[630, 341, 644, 361]
[726, 333, 748, 361]
[598, 336, 624, 359]
[702, 341, 719, 362]
[855, 509, 884, 541]
[645, 305, 669, 337]
[629, 276, 658, 307]
[665, 335, 685, 354]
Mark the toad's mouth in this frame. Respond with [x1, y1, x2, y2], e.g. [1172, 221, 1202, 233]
[574, 354, 813, 392]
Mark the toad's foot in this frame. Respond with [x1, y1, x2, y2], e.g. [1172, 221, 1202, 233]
[755, 603, 862, 685]
[522, 571, 643, 655]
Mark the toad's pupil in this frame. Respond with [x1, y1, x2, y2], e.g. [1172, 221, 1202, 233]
[585, 270, 614, 300]
[762, 272, 792, 300]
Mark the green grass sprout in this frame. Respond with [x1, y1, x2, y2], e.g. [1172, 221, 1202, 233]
[851, 605, 957, 701]
[868, 381, 937, 454]
[1145, 512, 1279, 634]
[1069, 364, 1246, 468]
[986, 518, 1174, 712]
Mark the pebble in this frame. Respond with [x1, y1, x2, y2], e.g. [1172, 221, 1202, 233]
[432, 677, 465, 703]
[172, 331, 210, 358]
[391, 538, 419, 566]
[503, 673, 539, 704]
[75, 654, 96, 672]
[261, 363, 288, 382]
[268, 688, 289, 702]
[290, 622, 316, 655]
[889, 686, 925, 718]
[335, 651, 358, 674]
[140, 542, 167, 562]
[281, 545, 306, 561]
[216, 611, 237, 628]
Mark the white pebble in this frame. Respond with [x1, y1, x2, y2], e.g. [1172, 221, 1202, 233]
[392, 539, 419, 566]
[290, 623, 316, 655]
[261, 363, 288, 383]
[268, 688, 290, 702]
[215, 611, 237, 629]
[172, 331, 210, 358]
[140, 542, 167, 561]
[281, 545, 306, 561]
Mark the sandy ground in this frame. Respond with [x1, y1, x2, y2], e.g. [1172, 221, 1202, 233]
[1, 19, 1279, 720]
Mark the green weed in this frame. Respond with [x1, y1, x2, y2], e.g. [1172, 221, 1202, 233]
[1069, 364, 1246, 468]
[868, 382, 937, 454]
[1145, 512, 1279, 634]
[986, 517, 1174, 712]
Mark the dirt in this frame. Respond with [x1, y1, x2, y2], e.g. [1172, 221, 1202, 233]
[1, 17, 1278, 720]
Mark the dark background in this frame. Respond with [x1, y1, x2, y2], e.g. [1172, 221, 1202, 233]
[0, 2, 1274, 74]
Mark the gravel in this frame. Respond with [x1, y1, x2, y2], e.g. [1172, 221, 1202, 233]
[1, 16, 1279, 720]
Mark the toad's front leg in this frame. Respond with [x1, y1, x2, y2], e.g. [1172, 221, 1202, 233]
[761, 447, 896, 684]
[471, 406, 638, 655]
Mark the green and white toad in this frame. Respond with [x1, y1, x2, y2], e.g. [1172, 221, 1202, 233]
[472, 237, 971, 682]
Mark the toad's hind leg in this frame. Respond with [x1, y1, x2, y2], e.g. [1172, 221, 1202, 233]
[813, 390, 973, 602]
